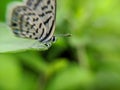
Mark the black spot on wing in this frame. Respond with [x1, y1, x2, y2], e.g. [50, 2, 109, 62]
[27, 0, 32, 6]
[45, 10, 52, 14]
[19, 15, 24, 31]
[39, 13, 45, 17]
[47, 0, 50, 5]
[51, 5, 53, 9]
[28, 12, 35, 15]
[35, 37, 38, 40]
[29, 35, 32, 38]
[26, 17, 30, 20]
[33, 32, 36, 35]
[43, 16, 52, 25]
[26, 30, 29, 33]
[12, 23, 17, 27]
[39, 23, 42, 28]
[31, 24, 35, 29]
[36, 28, 39, 33]
[34, 0, 42, 10]
[25, 21, 29, 27]
[41, 5, 48, 10]
[39, 28, 45, 39]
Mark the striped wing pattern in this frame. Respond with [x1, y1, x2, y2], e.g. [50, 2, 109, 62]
[10, 6, 47, 40]
[9, 0, 56, 44]
[25, 0, 56, 42]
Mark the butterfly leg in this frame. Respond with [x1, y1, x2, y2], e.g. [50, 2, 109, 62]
[44, 43, 52, 48]
[13, 30, 21, 36]
[30, 40, 51, 50]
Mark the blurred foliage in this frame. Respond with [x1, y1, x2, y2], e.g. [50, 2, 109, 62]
[0, 0, 120, 90]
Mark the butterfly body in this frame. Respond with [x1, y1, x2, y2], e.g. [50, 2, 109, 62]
[8, 0, 56, 48]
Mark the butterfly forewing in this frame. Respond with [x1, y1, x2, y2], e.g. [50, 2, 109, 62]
[10, 5, 47, 40]
[25, 0, 56, 42]
[8, 0, 57, 48]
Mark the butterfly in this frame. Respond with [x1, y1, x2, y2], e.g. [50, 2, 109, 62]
[7, 0, 57, 48]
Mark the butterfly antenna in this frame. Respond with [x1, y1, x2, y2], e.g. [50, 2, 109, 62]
[56, 33, 72, 37]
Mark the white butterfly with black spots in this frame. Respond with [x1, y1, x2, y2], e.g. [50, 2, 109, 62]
[7, 0, 56, 48]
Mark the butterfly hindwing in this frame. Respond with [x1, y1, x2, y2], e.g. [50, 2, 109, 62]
[10, 5, 47, 40]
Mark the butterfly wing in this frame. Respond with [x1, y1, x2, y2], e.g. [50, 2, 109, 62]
[24, 0, 56, 42]
[10, 5, 47, 40]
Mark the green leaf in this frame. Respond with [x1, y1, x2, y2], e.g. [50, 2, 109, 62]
[0, 22, 47, 53]
[0, 54, 22, 90]
[46, 66, 93, 90]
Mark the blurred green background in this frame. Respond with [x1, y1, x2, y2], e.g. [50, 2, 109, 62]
[0, 0, 120, 90]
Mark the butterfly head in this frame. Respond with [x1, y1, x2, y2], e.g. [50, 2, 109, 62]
[51, 36, 57, 43]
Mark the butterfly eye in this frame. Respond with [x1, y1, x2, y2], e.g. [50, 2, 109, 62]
[51, 36, 56, 42]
